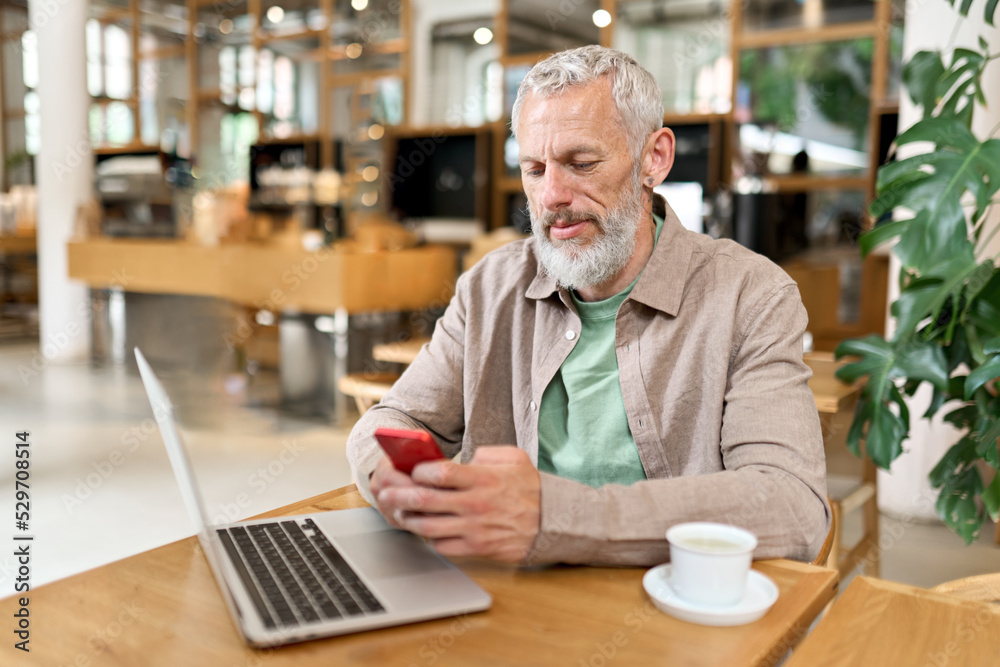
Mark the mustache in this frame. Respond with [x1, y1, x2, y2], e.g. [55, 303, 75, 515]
[536, 209, 602, 229]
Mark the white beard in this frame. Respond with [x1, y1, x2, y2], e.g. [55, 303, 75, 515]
[530, 174, 645, 292]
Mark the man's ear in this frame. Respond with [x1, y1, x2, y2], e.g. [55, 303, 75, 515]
[641, 127, 675, 189]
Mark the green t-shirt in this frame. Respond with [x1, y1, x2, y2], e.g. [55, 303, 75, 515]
[537, 214, 664, 488]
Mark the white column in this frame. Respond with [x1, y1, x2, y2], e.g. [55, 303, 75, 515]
[879, 1, 1000, 519]
[29, 0, 92, 362]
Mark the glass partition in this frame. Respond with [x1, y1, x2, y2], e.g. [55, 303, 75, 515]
[426, 17, 501, 127]
[741, 0, 875, 33]
[507, 0, 601, 56]
[614, 0, 731, 114]
[735, 40, 872, 176]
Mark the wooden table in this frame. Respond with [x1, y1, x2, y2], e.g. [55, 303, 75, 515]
[0, 486, 837, 667]
[786, 576, 1000, 666]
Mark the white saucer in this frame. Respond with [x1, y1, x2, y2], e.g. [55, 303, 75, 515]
[642, 564, 779, 627]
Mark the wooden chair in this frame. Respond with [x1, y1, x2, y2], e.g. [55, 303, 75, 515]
[930, 573, 1000, 603]
[812, 496, 837, 568]
[337, 372, 399, 414]
[805, 352, 880, 579]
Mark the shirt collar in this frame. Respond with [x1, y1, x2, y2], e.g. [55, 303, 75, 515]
[525, 194, 693, 317]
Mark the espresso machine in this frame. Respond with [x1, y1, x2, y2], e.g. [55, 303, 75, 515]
[95, 151, 192, 237]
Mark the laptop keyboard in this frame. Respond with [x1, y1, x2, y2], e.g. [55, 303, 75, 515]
[217, 518, 385, 629]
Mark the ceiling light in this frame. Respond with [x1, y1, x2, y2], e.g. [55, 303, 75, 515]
[345, 42, 363, 59]
[362, 166, 379, 182]
[352, 0, 369, 10]
[266, 6, 284, 23]
[592, 9, 612, 28]
[473, 27, 493, 45]
[367, 124, 384, 140]
[219, 19, 233, 35]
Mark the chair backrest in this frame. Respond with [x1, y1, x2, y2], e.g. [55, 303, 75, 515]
[930, 573, 1000, 603]
[811, 497, 837, 568]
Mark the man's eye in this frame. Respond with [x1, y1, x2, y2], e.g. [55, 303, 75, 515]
[573, 162, 595, 170]
[524, 167, 543, 177]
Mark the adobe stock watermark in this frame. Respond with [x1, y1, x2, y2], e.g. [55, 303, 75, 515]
[223, 245, 337, 351]
[359, 279, 453, 381]
[577, 599, 661, 667]
[211, 439, 307, 524]
[924, 606, 994, 667]
[18, 269, 134, 386]
[405, 613, 476, 666]
[52, 599, 146, 667]
[60, 396, 171, 515]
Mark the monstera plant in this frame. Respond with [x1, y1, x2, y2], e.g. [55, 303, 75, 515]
[835, 1, 1000, 543]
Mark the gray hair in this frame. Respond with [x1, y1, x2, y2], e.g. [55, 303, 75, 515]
[510, 45, 663, 160]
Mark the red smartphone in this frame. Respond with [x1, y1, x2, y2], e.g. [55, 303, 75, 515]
[374, 427, 446, 474]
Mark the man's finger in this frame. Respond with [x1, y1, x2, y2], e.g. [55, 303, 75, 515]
[379, 485, 469, 515]
[398, 513, 466, 540]
[410, 459, 480, 489]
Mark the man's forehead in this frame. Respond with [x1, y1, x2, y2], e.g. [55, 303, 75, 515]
[517, 82, 624, 156]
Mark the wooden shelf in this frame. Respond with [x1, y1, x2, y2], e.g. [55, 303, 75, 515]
[663, 112, 729, 126]
[762, 174, 870, 193]
[258, 28, 324, 45]
[327, 39, 406, 61]
[93, 144, 160, 156]
[736, 21, 879, 50]
[139, 45, 186, 60]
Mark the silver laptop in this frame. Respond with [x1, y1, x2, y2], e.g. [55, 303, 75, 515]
[134, 348, 492, 647]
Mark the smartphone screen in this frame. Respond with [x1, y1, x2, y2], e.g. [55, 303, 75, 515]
[374, 427, 445, 474]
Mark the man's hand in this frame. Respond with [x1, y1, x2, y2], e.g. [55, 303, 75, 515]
[369, 455, 418, 529]
[375, 446, 541, 563]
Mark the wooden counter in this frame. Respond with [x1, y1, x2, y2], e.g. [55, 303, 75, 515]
[0, 233, 36, 255]
[67, 238, 456, 314]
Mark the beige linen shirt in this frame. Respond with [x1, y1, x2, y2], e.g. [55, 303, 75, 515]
[347, 197, 830, 567]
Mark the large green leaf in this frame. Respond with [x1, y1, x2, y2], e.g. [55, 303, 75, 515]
[944, 404, 979, 430]
[895, 117, 978, 152]
[902, 51, 945, 112]
[951, 0, 1000, 24]
[834, 336, 949, 468]
[965, 355, 1000, 399]
[984, 336, 1000, 354]
[974, 418, 1000, 468]
[891, 254, 980, 341]
[924, 376, 968, 419]
[935, 465, 984, 544]
[872, 120, 999, 272]
[929, 435, 978, 487]
[858, 219, 911, 258]
[846, 396, 871, 458]
[984, 473, 1000, 522]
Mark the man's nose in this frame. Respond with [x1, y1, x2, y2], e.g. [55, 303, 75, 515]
[540, 167, 572, 211]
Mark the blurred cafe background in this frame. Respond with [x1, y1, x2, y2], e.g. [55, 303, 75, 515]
[0, 0, 996, 594]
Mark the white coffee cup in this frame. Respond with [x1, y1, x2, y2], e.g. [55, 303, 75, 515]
[666, 522, 758, 607]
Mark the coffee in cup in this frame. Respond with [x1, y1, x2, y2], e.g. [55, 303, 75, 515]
[665, 522, 757, 607]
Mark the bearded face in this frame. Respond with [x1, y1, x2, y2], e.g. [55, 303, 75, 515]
[530, 167, 645, 291]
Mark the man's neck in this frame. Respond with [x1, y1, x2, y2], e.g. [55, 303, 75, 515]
[575, 206, 657, 302]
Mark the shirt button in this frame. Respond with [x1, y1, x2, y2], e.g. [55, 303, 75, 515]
[529, 401, 537, 411]
[565, 330, 576, 341]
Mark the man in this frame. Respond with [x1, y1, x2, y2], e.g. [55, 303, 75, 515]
[347, 45, 829, 567]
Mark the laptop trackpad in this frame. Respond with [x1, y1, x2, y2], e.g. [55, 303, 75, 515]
[337, 530, 451, 580]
